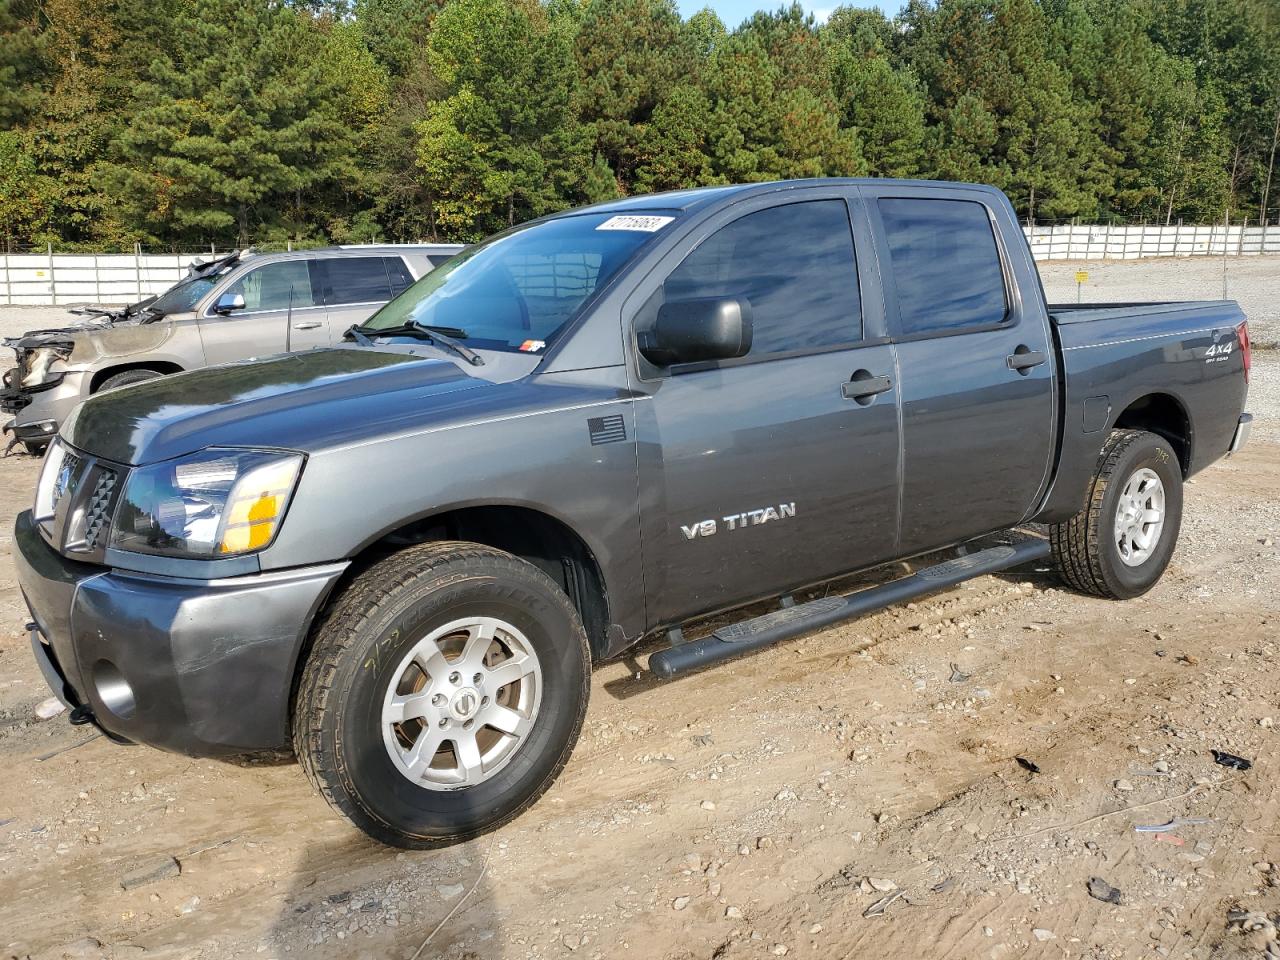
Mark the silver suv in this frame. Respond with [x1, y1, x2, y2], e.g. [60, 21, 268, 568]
[2, 245, 461, 452]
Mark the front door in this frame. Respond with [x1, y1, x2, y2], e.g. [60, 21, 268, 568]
[632, 193, 902, 626]
[199, 258, 328, 365]
[861, 186, 1056, 554]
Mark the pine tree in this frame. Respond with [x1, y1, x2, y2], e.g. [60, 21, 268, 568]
[704, 5, 862, 183]
[0, 0, 43, 128]
[98, 0, 359, 246]
[573, 0, 694, 193]
[414, 0, 598, 239]
[823, 6, 928, 178]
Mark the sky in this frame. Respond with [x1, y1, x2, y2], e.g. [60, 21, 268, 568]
[676, 0, 907, 26]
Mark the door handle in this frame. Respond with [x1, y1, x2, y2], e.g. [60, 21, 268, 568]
[841, 374, 893, 401]
[292, 321, 323, 330]
[1006, 348, 1047, 372]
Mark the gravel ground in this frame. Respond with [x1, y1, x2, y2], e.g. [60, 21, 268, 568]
[0, 257, 1275, 960]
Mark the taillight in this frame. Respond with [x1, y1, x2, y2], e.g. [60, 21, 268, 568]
[1237, 321, 1251, 384]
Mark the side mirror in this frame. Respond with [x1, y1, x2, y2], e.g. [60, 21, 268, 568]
[639, 296, 753, 366]
[213, 292, 246, 315]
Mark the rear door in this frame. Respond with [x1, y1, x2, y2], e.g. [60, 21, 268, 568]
[631, 190, 902, 626]
[860, 185, 1056, 553]
[318, 256, 398, 339]
[198, 258, 326, 365]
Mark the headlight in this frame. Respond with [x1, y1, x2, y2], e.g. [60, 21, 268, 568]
[33, 438, 72, 521]
[110, 448, 304, 558]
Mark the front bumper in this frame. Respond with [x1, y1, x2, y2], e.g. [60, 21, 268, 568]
[2, 369, 89, 441]
[14, 510, 348, 756]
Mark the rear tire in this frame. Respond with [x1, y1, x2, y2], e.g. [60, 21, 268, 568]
[1050, 429, 1183, 599]
[293, 541, 590, 848]
[97, 368, 164, 392]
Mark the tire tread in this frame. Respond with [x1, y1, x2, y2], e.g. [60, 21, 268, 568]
[292, 541, 590, 847]
[1049, 428, 1147, 598]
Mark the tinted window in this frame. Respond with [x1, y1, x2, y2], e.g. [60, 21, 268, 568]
[663, 200, 861, 356]
[223, 261, 316, 311]
[877, 198, 1007, 335]
[385, 257, 415, 296]
[324, 257, 392, 305]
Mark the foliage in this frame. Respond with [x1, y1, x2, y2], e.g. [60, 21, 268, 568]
[1, 0, 1277, 248]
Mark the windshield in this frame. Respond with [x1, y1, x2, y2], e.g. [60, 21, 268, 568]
[361, 212, 677, 352]
[148, 275, 221, 316]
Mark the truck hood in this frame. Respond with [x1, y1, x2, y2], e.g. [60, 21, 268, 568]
[61, 346, 532, 465]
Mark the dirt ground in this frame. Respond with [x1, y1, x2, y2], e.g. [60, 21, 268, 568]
[1, 258, 1277, 960]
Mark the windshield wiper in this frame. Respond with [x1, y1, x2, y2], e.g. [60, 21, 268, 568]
[345, 321, 484, 366]
[344, 324, 373, 346]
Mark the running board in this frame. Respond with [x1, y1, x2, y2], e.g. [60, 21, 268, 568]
[648, 539, 1051, 679]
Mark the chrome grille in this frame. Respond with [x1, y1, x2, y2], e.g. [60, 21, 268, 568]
[82, 467, 118, 550]
[35, 440, 123, 561]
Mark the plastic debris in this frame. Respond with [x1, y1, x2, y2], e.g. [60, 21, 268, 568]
[1134, 818, 1212, 833]
[1015, 757, 1041, 774]
[863, 890, 904, 918]
[1086, 876, 1122, 905]
[948, 663, 971, 683]
[1211, 750, 1253, 771]
[1154, 833, 1185, 846]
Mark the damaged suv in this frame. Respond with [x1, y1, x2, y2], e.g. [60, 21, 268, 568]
[2, 245, 459, 453]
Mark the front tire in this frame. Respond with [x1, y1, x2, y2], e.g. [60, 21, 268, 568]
[293, 542, 590, 848]
[1050, 429, 1183, 599]
[97, 368, 164, 392]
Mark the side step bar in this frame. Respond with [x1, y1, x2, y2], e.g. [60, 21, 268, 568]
[649, 539, 1051, 679]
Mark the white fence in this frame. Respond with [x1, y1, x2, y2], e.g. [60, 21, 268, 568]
[1026, 222, 1280, 261]
[2, 222, 1280, 305]
[0, 251, 234, 307]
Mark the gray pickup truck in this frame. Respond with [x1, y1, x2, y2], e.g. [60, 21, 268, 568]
[14, 179, 1252, 848]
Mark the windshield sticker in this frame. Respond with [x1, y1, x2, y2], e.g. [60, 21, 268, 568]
[519, 339, 546, 353]
[596, 215, 674, 232]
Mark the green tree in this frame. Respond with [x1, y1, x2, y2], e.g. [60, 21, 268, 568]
[824, 6, 928, 178]
[98, 0, 359, 246]
[903, 0, 1091, 221]
[573, 0, 694, 192]
[704, 5, 862, 183]
[0, 0, 43, 128]
[414, 0, 601, 239]
[352, 0, 446, 77]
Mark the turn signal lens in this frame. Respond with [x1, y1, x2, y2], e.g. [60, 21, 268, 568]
[217, 458, 301, 554]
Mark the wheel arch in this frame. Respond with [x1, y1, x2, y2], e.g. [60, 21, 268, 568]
[89, 360, 184, 394]
[1110, 391, 1193, 477]
[330, 503, 613, 661]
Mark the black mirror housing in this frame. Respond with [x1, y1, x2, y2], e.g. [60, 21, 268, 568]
[640, 296, 753, 366]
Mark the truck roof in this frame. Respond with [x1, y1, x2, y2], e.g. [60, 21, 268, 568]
[571, 178, 1002, 217]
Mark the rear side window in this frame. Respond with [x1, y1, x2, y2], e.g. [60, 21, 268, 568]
[385, 257, 415, 296]
[323, 257, 393, 305]
[877, 198, 1007, 336]
[663, 200, 861, 356]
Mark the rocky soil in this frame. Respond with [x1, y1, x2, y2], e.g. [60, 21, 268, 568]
[0, 259, 1276, 960]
